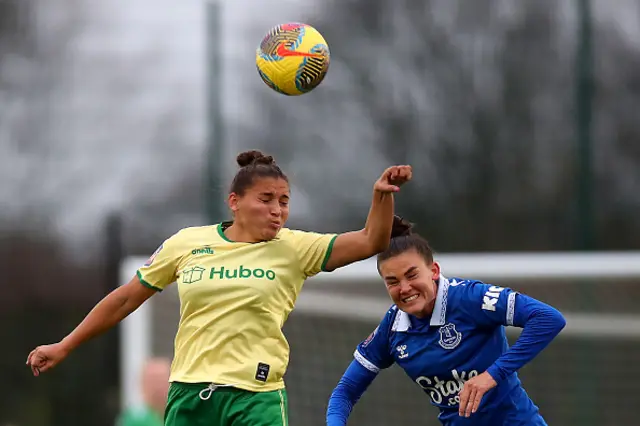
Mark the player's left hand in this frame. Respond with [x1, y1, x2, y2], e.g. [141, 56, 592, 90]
[458, 371, 497, 417]
[373, 165, 412, 193]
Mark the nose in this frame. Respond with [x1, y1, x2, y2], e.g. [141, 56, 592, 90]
[398, 279, 412, 295]
[270, 203, 281, 218]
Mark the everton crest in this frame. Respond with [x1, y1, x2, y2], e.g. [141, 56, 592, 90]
[438, 323, 462, 350]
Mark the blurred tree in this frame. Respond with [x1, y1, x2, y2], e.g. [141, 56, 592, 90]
[246, 0, 640, 251]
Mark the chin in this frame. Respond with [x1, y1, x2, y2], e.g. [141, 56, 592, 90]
[262, 229, 279, 241]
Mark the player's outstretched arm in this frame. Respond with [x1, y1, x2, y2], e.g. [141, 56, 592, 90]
[327, 360, 378, 426]
[26, 276, 156, 376]
[459, 288, 566, 417]
[324, 165, 412, 272]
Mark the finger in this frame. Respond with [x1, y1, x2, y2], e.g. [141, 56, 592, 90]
[472, 389, 484, 414]
[384, 168, 397, 182]
[26, 349, 36, 365]
[392, 166, 411, 183]
[464, 389, 477, 417]
[377, 184, 400, 193]
[400, 165, 412, 179]
[458, 388, 469, 416]
[31, 364, 39, 376]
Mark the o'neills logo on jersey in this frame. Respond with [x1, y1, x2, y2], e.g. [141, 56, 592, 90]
[192, 247, 214, 255]
[415, 369, 479, 406]
[209, 266, 276, 281]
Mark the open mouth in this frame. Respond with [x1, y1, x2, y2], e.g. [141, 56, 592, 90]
[402, 294, 419, 303]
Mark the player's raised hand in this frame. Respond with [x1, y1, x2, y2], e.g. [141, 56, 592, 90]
[373, 165, 412, 193]
[26, 342, 70, 376]
[458, 371, 497, 417]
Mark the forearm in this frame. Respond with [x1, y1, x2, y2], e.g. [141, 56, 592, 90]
[61, 286, 143, 352]
[362, 189, 394, 252]
[327, 360, 377, 426]
[487, 304, 565, 383]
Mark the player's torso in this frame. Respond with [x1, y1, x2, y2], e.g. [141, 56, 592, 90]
[168, 226, 306, 388]
[174, 236, 303, 321]
[388, 309, 508, 409]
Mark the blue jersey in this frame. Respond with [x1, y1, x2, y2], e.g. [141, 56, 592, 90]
[327, 275, 566, 426]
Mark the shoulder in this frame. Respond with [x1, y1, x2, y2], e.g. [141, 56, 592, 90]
[164, 225, 216, 246]
[275, 227, 299, 240]
[443, 278, 491, 312]
[276, 227, 320, 239]
[380, 305, 405, 334]
[446, 277, 516, 316]
[358, 305, 398, 352]
[447, 278, 490, 298]
[276, 227, 335, 245]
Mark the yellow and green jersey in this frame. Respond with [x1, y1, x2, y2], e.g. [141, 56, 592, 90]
[137, 222, 337, 392]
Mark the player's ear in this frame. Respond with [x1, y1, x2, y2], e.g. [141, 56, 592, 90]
[430, 261, 441, 281]
[228, 192, 240, 214]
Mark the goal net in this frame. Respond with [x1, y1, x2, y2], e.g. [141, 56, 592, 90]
[119, 252, 640, 426]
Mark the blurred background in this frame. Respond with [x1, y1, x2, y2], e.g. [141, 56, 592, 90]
[2, 0, 640, 425]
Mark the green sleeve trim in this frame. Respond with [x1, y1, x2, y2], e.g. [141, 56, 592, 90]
[321, 235, 338, 272]
[136, 270, 163, 292]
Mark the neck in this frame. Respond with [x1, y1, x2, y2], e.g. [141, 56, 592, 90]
[224, 223, 261, 243]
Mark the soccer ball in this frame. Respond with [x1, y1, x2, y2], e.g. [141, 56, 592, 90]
[256, 23, 330, 96]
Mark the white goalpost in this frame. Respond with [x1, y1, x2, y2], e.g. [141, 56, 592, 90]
[118, 251, 640, 411]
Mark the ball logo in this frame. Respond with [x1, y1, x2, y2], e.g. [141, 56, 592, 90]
[275, 42, 322, 58]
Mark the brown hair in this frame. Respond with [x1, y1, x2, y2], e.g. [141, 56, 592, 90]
[377, 216, 435, 269]
[229, 150, 288, 195]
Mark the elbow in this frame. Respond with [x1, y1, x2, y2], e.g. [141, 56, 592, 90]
[540, 307, 567, 337]
[554, 310, 567, 334]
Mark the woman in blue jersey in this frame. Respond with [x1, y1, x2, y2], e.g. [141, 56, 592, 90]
[327, 217, 566, 426]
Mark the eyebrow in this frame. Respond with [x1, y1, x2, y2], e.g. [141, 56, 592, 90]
[258, 192, 290, 199]
[384, 266, 418, 281]
[404, 266, 418, 276]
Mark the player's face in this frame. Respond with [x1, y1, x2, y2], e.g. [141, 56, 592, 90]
[379, 250, 441, 318]
[229, 177, 290, 241]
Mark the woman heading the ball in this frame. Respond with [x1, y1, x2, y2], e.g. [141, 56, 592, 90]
[26, 150, 412, 426]
[326, 217, 566, 426]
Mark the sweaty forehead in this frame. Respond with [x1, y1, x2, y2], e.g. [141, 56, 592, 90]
[249, 177, 290, 195]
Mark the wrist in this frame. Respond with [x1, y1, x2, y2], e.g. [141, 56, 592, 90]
[59, 336, 77, 354]
[485, 365, 504, 385]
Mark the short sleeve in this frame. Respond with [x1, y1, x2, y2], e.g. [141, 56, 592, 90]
[136, 232, 183, 291]
[286, 230, 338, 277]
[459, 281, 519, 328]
[353, 309, 395, 373]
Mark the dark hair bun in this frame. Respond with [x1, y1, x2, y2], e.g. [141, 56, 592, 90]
[391, 215, 413, 238]
[236, 150, 276, 168]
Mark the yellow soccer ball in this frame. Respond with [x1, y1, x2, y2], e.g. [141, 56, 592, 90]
[256, 23, 330, 96]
